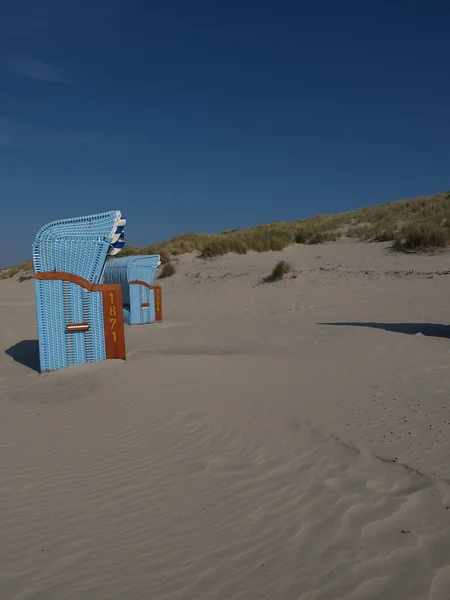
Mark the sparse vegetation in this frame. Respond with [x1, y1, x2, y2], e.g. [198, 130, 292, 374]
[200, 228, 293, 258]
[296, 227, 337, 244]
[0, 260, 33, 281]
[308, 231, 338, 244]
[119, 246, 170, 264]
[402, 223, 449, 250]
[270, 260, 293, 281]
[3, 192, 450, 279]
[308, 233, 324, 245]
[159, 261, 176, 279]
[294, 229, 310, 243]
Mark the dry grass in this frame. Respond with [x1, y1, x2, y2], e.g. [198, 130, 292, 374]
[270, 260, 293, 281]
[200, 228, 293, 258]
[120, 246, 171, 264]
[157, 191, 450, 255]
[308, 231, 338, 245]
[402, 223, 449, 250]
[121, 233, 219, 261]
[0, 260, 33, 281]
[159, 261, 176, 279]
[2, 192, 450, 279]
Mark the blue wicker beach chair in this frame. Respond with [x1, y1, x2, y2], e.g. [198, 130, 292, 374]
[103, 255, 163, 325]
[33, 211, 127, 372]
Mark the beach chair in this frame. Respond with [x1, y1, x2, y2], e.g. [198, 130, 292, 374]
[103, 255, 163, 325]
[33, 211, 127, 372]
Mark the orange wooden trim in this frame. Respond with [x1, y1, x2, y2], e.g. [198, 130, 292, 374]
[102, 287, 126, 361]
[129, 280, 156, 290]
[154, 285, 163, 322]
[66, 322, 89, 332]
[35, 271, 121, 293]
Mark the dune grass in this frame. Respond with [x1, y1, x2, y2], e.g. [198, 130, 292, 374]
[270, 260, 293, 281]
[2, 191, 450, 280]
[401, 222, 450, 250]
[159, 261, 176, 279]
[0, 260, 33, 281]
[88, 191, 450, 262]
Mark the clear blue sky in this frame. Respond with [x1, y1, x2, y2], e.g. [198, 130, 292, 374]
[1, 0, 449, 267]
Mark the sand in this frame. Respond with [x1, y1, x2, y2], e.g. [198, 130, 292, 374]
[1, 239, 450, 599]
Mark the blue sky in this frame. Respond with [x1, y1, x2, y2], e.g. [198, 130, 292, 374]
[1, 0, 449, 266]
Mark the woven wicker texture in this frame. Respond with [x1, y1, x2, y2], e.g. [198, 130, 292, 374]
[33, 211, 126, 371]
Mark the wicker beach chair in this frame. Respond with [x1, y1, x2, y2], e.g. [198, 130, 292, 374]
[33, 211, 127, 372]
[103, 255, 162, 325]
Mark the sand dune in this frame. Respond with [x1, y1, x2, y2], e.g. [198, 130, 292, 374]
[1, 240, 450, 599]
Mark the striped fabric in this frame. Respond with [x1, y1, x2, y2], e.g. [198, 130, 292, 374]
[108, 217, 127, 255]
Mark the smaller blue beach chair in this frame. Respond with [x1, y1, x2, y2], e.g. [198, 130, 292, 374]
[103, 255, 163, 325]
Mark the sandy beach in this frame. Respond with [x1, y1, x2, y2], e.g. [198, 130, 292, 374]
[1, 239, 450, 600]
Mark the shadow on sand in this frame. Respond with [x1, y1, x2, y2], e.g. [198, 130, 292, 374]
[319, 322, 450, 340]
[5, 339, 40, 372]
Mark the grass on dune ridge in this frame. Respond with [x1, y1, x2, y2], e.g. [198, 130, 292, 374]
[113, 191, 450, 259]
[2, 191, 450, 280]
[0, 260, 34, 281]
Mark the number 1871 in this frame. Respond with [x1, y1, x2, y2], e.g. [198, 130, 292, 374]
[109, 292, 117, 342]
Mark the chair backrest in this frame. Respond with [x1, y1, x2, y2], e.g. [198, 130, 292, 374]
[103, 255, 162, 325]
[33, 211, 126, 284]
[104, 255, 161, 284]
